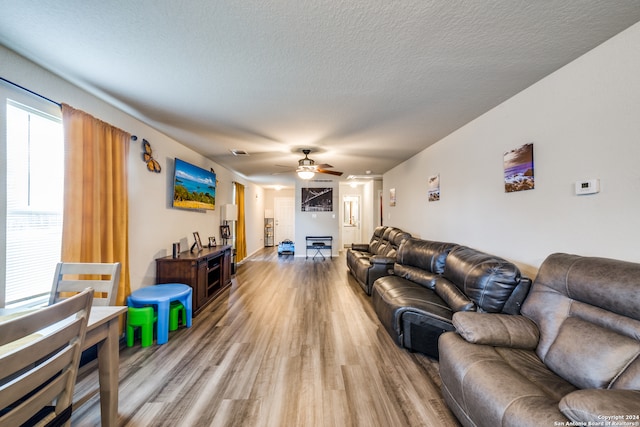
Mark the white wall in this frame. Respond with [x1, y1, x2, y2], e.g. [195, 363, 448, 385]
[384, 22, 640, 278]
[295, 180, 339, 257]
[1, 45, 265, 291]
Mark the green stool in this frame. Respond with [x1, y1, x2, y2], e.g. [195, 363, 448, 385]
[126, 306, 157, 347]
[169, 301, 187, 331]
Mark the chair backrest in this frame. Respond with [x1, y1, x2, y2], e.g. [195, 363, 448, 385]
[50, 262, 121, 306]
[441, 246, 523, 313]
[522, 253, 640, 390]
[393, 238, 458, 289]
[0, 289, 93, 427]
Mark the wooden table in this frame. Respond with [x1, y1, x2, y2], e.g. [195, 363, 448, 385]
[0, 305, 126, 427]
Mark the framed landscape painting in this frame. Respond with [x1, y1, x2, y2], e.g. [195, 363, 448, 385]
[428, 174, 440, 202]
[504, 143, 534, 193]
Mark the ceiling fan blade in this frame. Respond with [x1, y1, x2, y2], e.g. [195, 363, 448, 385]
[317, 168, 343, 176]
[315, 163, 333, 169]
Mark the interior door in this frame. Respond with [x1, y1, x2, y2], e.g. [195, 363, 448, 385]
[274, 196, 295, 244]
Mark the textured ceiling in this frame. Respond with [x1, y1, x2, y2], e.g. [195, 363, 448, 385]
[1, 1, 639, 187]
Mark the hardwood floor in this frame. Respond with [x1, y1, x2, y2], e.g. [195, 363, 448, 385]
[72, 248, 460, 426]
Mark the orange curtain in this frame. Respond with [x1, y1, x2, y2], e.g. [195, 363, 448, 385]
[61, 104, 130, 306]
[234, 182, 247, 261]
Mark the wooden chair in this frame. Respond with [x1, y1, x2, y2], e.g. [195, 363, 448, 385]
[49, 262, 121, 306]
[0, 288, 93, 427]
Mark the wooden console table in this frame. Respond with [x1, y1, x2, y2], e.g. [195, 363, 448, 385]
[156, 245, 232, 316]
[306, 236, 333, 260]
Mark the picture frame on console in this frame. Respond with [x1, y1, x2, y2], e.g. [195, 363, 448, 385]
[191, 231, 203, 252]
[220, 225, 231, 240]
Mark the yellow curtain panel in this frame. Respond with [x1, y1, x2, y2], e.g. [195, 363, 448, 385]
[61, 104, 131, 306]
[234, 182, 247, 262]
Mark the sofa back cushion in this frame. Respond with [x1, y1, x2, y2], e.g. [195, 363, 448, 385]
[522, 253, 640, 390]
[368, 226, 387, 254]
[442, 246, 523, 313]
[393, 238, 457, 289]
[378, 228, 411, 258]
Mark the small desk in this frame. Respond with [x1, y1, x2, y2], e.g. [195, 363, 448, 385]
[306, 236, 333, 260]
[0, 305, 126, 427]
[127, 283, 192, 345]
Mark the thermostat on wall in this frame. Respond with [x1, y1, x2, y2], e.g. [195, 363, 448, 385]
[575, 179, 600, 195]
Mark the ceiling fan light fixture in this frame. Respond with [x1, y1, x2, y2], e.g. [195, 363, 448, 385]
[297, 168, 315, 179]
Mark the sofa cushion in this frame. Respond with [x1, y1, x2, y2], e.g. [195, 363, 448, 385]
[560, 389, 640, 424]
[367, 226, 387, 255]
[452, 312, 539, 349]
[443, 246, 522, 313]
[522, 253, 640, 389]
[395, 238, 456, 274]
[439, 332, 577, 427]
[372, 276, 452, 344]
[433, 278, 475, 312]
[545, 316, 640, 389]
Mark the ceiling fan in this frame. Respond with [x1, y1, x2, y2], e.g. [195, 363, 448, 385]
[286, 149, 343, 179]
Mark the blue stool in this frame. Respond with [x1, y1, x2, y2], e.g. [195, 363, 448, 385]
[127, 284, 192, 345]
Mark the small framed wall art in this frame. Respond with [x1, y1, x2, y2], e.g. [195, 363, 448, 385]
[428, 174, 440, 202]
[504, 143, 534, 193]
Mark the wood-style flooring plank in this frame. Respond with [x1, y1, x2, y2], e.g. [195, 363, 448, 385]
[71, 248, 460, 426]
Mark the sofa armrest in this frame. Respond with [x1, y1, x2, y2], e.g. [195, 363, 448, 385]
[452, 312, 539, 349]
[560, 389, 640, 424]
[351, 243, 370, 252]
[502, 277, 532, 314]
[434, 278, 475, 312]
[370, 255, 395, 265]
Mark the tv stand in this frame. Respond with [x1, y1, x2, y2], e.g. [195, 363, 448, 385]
[156, 245, 232, 316]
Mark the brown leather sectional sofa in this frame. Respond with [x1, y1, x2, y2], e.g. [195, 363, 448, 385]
[439, 253, 640, 427]
[349, 229, 640, 426]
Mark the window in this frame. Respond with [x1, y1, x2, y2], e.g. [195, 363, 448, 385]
[1, 81, 63, 307]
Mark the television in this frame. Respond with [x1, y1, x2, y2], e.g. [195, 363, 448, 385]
[172, 158, 216, 210]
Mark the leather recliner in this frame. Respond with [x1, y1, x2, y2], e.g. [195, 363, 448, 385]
[346, 226, 411, 295]
[439, 253, 640, 427]
[372, 241, 530, 358]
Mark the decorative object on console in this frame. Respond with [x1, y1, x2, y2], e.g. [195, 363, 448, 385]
[301, 187, 333, 212]
[208, 236, 216, 247]
[172, 158, 216, 210]
[191, 231, 203, 252]
[221, 204, 237, 246]
[142, 138, 161, 173]
[220, 225, 231, 242]
[504, 142, 534, 192]
[172, 242, 180, 258]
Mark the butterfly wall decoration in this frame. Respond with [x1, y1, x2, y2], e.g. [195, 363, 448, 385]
[142, 139, 161, 173]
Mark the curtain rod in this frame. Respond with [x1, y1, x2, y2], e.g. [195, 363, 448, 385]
[0, 77, 61, 107]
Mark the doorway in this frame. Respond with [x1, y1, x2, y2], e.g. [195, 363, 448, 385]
[342, 195, 360, 247]
[274, 196, 295, 245]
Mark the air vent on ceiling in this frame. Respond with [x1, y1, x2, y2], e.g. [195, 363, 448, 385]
[230, 149, 250, 156]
